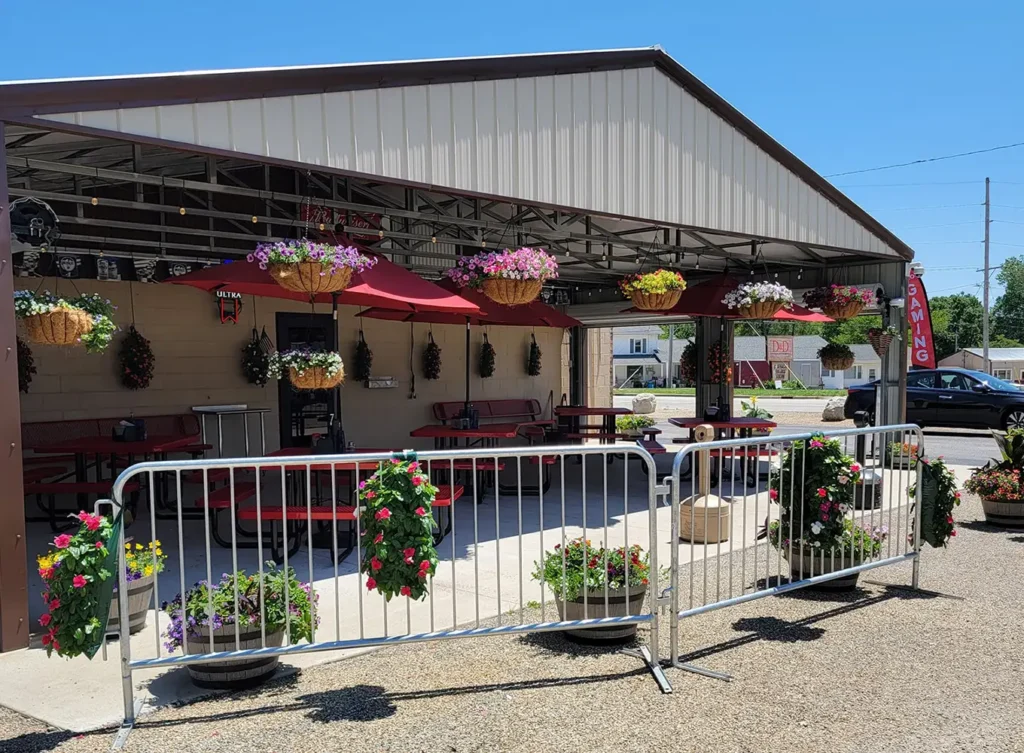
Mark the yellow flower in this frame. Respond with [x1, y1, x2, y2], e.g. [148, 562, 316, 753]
[125, 543, 132, 550]
[135, 543, 143, 550]
[143, 565, 153, 577]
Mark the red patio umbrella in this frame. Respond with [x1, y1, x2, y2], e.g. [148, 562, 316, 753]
[358, 278, 580, 408]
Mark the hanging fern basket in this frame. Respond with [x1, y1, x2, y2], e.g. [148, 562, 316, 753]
[481, 278, 542, 307]
[23, 309, 93, 346]
[629, 289, 682, 311]
[269, 263, 353, 296]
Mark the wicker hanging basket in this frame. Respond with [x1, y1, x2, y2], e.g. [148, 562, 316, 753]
[480, 278, 543, 307]
[821, 355, 855, 371]
[822, 301, 865, 320]
[288, 364, 345, 391]
[22, 309, 94, 347]
[630, 289, 683, 311]
[867, 332, 894, 359]
[269, 262, 353, 295]
[737, 300, 786, 320]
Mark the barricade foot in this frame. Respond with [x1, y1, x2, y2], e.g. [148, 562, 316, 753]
[622, 645, 673, 694]
[111, 699, 142, 750]
[670, 658, 733, 682]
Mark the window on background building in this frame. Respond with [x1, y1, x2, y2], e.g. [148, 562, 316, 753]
[868, 368, 877, 380]
[994, 368, 1012, 380]
[629, 338, 647, 354]
[852, 365, 863, 380]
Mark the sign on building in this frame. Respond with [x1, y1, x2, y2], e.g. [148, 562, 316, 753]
[767, 336, 794, 362]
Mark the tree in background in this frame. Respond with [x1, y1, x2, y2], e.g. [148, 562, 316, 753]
[993, 256, 1024, 345]
[659, 323, 696, 341]
[820, 316, 883, 345]
[930, 293, 985, 361]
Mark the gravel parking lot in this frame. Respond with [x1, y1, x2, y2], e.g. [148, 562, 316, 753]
[3, 493, 1022, 753]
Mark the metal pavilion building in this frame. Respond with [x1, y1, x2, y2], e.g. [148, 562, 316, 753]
[0, 47, 914, 651]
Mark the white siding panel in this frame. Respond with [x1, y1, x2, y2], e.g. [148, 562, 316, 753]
[261, 97, 296, 162]
[352, 89, 380, 177]
[156, 105, 195, 144]
[451, 82, 476, 193]
[495, 79, 517, 197]
[515, 78, 536, 202]
[473, 81, 496, 195]
[323, 92, 355, 172]
[534, 77, 555, 204]
[292, 95, 325, 166]
[228, 99, 263, 156]
[37, 67, 903, 257]
[427, 85, 452, 188]
[553, 75, 573, 207]
[403, 86, 429, 184]
[378, 87, 405, 179]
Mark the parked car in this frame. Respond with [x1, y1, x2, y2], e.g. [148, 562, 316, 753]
[844, 368, 1024, 430]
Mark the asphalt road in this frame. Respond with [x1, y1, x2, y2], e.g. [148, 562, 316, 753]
[613, 394, 835, 414]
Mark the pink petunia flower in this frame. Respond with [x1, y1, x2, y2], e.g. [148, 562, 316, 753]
[39, 613, 51, 627]
[53, 534, 72, 549]
[365, 490, 377, 500]
[411, 476, 423, 487]
[375, 507, 391, 520]
[365, 577, 377, 590]
[809, 439, 824, 449]
[414, 506, 427, 517]
[72, 575, 87, 589]
[400, 585, 412, 597]
[407, 462, 419, 473]
[95, 541, 104, 549]
[419, 560, 431, 571]
[49, 598, 60, 610]
[850, 463, 861, 473]
[359, 481, 367, 490]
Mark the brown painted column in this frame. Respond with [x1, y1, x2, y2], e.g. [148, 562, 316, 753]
[0, 121, 29, 651]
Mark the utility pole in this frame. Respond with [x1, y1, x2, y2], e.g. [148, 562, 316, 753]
[983, 177, 991, 374]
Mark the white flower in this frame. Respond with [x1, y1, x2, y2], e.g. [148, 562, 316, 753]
[812, 541, 820, 548]
[839, 503, 850, 513]
[721, 281, 794, 309]
[811, 522, 823, 535]
[837, 474, 849, 484]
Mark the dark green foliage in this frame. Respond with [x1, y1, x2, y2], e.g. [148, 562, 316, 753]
[354, 330, 373, 382]
[423, 333, 441, 380]
[118, 325, 155, 390]
[479, 334, 495, 378]
[241, 328, 271, 386]
[17, 336, 35, 393]
[527, 334, 541, 377]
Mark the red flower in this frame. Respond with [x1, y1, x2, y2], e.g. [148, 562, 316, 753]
[419, 560, 431, 572]
[77, 512, 102, 531]
[95, 541, 104, 549]
[53, 534, 72, 549]
[375, 507, 391, 521]
[365, 490, 377, 500]
[41, 633, 51, 647]
[49, 598, 60, 610]
[370, 556, 383, 571]
[850, 463, 861, 473]
[414, 506, 427, 517]
[950, 530, 957, 537]
[407, 462, 419, 473]
[39, 567, 53, 581]
[373, 532, 384, 544]
[400, 585, 412, 597]
[72, 575, 88, 589]
[411, 476, 423, 487]
[816, 488, 827, 498]
[365, 577, 377, 590]
[769, 489, 778, 501]
[39, 613, 51, 627]
[403, 547, 416, 564]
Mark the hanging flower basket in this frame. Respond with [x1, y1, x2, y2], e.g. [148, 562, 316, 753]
[14, 291, 117, 352]
[910, 457, 961, 548]
[867, 326, 898, 358]
[251, 240, 376, 296]
[269, 350, 345, 391]
[722, 281, 793, 319]
[446, 247, 558, 307]
[619, 269, 686, 311]
[804, 285, 874, 320]
[818, 342, 855, 371]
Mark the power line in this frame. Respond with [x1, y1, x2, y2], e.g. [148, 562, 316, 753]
[835, 180, 981, 188]
[899, 220, 981, 230]
[825, 142, 1024, 178]
[906, 239, 981, 245]
[865, 203, 981, 212]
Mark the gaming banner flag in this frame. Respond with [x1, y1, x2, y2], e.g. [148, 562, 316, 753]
[907, 268, 935, 368]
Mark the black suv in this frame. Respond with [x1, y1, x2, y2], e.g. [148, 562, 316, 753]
[844, 368, 1024, 430]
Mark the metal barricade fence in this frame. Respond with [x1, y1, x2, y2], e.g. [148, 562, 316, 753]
[666, 423, 924, 679]
[107, 443, 667, 732]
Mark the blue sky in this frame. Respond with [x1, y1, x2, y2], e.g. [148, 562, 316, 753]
[3, 0, 1023, 299]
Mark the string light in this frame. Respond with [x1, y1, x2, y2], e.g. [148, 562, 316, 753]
[378, 230, 384, 239]
[91, 197, 99, 206]
[695, 255, 700, 270]
[179, 207, 186, 215]
[798, 268, 803, 280]
[431, 236, 437, 244]
[318, 223, 326, 231]
[251, 215, 259, 224]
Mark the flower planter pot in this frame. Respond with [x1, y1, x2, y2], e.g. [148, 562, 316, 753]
[822, 301, 865, 320]
[737, 300, 785, 320]
[22, 309, 93, 346]
[554, 586, 647, 642]
[868, 332, 894, 358]
[107, 574, 154, 635]
[980, 497, 1024, 527]
[783, 548, 862, 590]
[269, 262, 353, 295]
[289, 365, 344, 390]
[630, 289, 682, 311]
[481, 278, 542, 307]
[185, 627, 284, 689]
[821, 355, 855, 371]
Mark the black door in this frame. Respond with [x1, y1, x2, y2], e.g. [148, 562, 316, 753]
[276, 312, 335, 448]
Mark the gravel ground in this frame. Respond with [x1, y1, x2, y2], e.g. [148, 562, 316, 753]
[4, 494, 1023, 753]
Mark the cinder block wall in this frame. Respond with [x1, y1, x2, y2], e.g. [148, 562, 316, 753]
[15, 278, 565, 452]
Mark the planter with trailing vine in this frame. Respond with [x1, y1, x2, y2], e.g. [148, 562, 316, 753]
[14, 290, 117, 352]
[804, 285, 875, 320]
[964, 432, 1024, 527]
[619, 269, 686, 311]
[446, 247, 558, 306]
[722, 281, 794, 320]
[249, 239, 376, 296]
[269, 350, 345, 390]
[818, 342, 855, 372]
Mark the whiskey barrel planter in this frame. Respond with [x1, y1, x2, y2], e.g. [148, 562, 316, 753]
[107, 574, 154, 635]
[480, 278, 542, 306]
[185, 628, 285, 689]
[554, 586, 647, 642]
[783, 549, 862, 590]
[269, 262, 352, 295]
[980, 497, 1024, 527]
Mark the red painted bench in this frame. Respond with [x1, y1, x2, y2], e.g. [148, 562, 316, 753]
[23, 466, 71, 484]
[433, 399, 550, 439]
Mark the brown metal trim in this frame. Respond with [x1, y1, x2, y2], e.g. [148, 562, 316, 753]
[1, 48, 912, 260]
[0, 121, 29, 652]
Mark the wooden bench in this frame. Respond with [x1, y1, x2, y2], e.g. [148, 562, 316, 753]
[23, 466, 71, 484]
[24, 480, 142, 532]
[433, 399, 550, 441]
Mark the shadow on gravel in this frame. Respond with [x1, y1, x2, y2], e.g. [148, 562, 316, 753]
[517, 628, 640, 659]
[731, 616, 824, 643]
[1009, 535, 1024, 544]
[0, 728, 89, 753]
[956, 519, 1023, 533]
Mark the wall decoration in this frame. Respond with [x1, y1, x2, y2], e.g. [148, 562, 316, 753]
[241, 328, 272, 386]
[527, 333, 542, 377]
[17, 337, 35, 393]
[215, 290, 243, 324]
[479, 334, 496, 378]
[422, 332, 442, 380]
[119, 325, 155, 390]
[354, 330, 373, 382]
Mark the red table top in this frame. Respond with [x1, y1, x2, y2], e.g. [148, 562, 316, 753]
[25, 434, 199, 455]
[668, 417, 777, 430]
[409, 422, 522, 439]
[554, 406, 632, 417]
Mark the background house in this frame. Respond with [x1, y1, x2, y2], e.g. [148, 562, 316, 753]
[938, 348, 1024, 381]
[820, 344, 881, 389]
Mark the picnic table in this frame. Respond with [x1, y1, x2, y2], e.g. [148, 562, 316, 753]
[554, 405, 633, 444]
[410, 422, 523, 449]
[668, 417, 778, 486]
